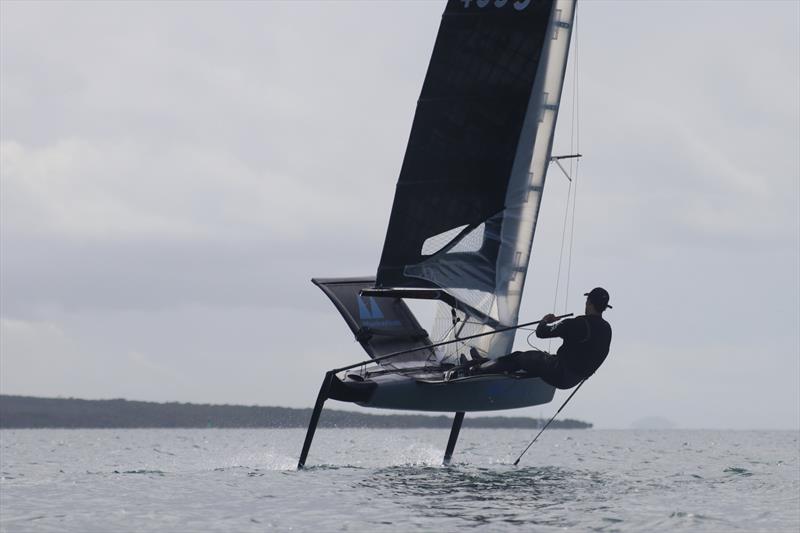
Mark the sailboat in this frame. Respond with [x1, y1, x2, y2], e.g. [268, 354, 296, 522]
[299, 0, 577, 468]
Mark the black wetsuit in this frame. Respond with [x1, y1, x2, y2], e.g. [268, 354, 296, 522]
[490, 315, 612, 389]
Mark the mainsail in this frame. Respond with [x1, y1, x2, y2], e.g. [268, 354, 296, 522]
[374, 0, 577, 361]
[299, 0, 577, 467]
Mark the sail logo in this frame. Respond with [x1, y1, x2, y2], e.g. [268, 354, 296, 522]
[460, 0, 532, 11]
[357, 296, 403, 329]
[358, 296, 385, 320]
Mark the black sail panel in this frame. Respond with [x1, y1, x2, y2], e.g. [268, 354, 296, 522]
[376, 0, 554, 290]
[312, 278, 434, 367]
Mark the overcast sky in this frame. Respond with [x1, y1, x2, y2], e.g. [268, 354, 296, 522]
[1, 0, 798, 430]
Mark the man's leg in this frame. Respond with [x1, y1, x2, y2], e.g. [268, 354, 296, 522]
[474, 350, 554, 376]
[504, 351, 581, 389]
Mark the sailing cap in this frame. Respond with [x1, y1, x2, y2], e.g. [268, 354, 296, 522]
[584, 287, 612, 310]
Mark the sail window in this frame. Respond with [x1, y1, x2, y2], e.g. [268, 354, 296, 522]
[421, 225, 468, 256]
[448, 223, 485, 254]
[419, 223, 488, 257]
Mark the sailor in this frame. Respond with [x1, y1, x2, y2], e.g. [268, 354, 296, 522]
[456, 288, 613, 389]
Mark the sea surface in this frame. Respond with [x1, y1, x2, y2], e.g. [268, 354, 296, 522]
[1, 428, 798, 532]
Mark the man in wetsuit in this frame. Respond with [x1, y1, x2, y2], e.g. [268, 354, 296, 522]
[462, 287, 613, 389]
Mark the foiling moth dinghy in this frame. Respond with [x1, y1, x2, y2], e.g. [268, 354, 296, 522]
[298, 0, 578, 469]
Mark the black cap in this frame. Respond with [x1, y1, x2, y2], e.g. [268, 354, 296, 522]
[584, 287, 612, 310]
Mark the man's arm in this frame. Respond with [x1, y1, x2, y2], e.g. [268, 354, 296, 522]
[536, 314, 588, 341]
[536, 314, 561, 339]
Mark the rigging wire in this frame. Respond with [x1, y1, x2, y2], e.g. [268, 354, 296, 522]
[525, 329, 546, 352]
[551, 4, 582, 327]
[436, 321, 458, 344]
[551, 183, 573, 313]
[563, 6, 580, 312]
[334, 313, 572, 374]
[435, 307, 471, 364]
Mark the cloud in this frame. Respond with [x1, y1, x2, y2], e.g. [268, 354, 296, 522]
[0, 0, 797, 429]
[1, 139, 357, 242]
[1, 138, 383, 317]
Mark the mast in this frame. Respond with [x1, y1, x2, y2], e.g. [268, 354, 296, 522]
[374, 0, 577, 358]
[488, 0, 577, 356]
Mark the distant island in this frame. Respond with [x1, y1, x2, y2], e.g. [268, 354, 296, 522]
[0, 395, 591, 430]
[631, 416, 676, 430]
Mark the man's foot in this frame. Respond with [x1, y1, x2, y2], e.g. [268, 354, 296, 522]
[467, 364, 485, 377]
[469, 347, 488, 363]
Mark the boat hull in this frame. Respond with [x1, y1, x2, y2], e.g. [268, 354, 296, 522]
[330, 372, 555, 412]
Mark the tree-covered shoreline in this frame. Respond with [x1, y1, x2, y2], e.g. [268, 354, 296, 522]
[0, 395, 591, 429]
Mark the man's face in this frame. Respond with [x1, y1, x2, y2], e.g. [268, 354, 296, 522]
[585, 299, 596, 315]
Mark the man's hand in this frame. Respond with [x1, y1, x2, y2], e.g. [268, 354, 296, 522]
[541, 313, 557, 324]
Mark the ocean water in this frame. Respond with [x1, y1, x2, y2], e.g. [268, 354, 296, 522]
[0, 428, 798, 532]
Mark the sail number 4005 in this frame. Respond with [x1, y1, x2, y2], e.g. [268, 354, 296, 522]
[461, 0, 532, 10]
